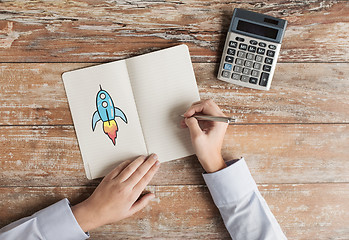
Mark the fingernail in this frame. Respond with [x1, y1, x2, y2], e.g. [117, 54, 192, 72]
[155, 160, 160, 166]
[152, 154, 158, 160]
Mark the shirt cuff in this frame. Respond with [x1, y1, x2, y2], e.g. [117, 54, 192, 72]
[202, 158, 257, 207]
[33, 198, 89, 240]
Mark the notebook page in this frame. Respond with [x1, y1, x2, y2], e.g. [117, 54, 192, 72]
[126, 45, 200, 162]
[62, 61, 147, 179]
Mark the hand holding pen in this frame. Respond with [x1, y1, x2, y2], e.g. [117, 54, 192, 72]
[180, 114, 236, 124]
[180, 99, 229, 173]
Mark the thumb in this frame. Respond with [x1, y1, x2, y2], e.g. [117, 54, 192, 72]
[185, 117, 203, 139]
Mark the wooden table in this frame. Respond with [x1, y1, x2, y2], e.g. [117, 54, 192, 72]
[1, 1, 348, 239]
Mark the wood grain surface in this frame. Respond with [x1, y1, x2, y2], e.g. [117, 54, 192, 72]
[0, 0, 348, 239]
[0, 63, 348, 125]
[0, 1, 348, 62]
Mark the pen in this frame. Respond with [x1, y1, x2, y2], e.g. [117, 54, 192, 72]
[180, 115, 236, 125]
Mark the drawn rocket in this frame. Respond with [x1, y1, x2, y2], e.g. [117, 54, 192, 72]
[92, 86, 127, 145]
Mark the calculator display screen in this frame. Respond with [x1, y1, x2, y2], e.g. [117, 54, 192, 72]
[237, 20, 278, 39]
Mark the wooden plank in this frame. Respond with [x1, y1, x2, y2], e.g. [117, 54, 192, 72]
[199, 63, 349, 124]
[0, 184, 348, 239]
[0, 63, 90, 125]
[1, 124, 348, 187]
[224, 124, 349, 184]
[258, 183, 349, 239]
[0, 1, 348, 62]
[0, 63, 348, 125]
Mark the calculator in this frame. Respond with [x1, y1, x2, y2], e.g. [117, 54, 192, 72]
[217, 8, 287, 90]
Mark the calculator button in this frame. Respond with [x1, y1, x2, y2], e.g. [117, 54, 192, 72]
[259, 72, 269, 86]
[246, 53, 254, 60]
[237, 51, 246, 58]
[223, 63, 232, 71]
[255, 55, 263, 62]
[225, 56, 234, 63]
[249, 77, 258, 84]
[253, 62, 262, 70]
[251, 70, 259, 77]
[236, 37, 245, 42]
[231, 73, 240, 80]
[248, 45, 256, 53]
[227, 48, 236, 56]
[266, 50, 275, 57]
[268, 44, 277, 50]
[222, 71, 230, 78]
[235, 58, 244, 66]
[249, 40, 258, 45]
[241, 75, 249, 82]
[257, 48, 265, 55]
[229, 41, 238, 48]
[242, 68, 251, 75]
[239, 43, 247, 50]
[233, 66, 243, 73]
[244, 60, 253, 68]
[265, 57, 273, 64]
[259, 42, 266, 47]
[263, 65, 271, 72]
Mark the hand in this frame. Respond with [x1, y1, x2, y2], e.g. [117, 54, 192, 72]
[181, 99, 228, 173]
[71, 154, 160, 232]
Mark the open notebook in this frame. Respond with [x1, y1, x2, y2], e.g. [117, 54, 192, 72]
[62, 45, 200, 179]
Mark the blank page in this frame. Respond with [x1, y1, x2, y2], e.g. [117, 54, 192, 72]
[126, 45, 200, 162]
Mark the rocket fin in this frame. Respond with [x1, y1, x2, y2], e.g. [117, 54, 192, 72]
[114, 107, 128, 123]
[92, 111, 101, 131]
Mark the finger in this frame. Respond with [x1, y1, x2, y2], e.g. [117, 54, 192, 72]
[104, 158, 133, 181]
[133, 159, 160, 193]
[184, 117, 203, 139]
[183, 103, 205, 117]
[130, 193, 155, 215]
[126, 154, 159, 186]
[191, 100, 203, 106]
[115, 155, 147, 182]
[183, 101, 204, 117]
[184, 99, 224, 117]
[202, 99, 226, 116]
[180, 119, 187, 128]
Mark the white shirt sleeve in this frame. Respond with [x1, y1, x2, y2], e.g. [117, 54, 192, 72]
[203, 158, 287, 240]
[0, 198, 89, 240]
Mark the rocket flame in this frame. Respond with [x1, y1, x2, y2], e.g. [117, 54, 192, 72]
[103, 120, 118, 145]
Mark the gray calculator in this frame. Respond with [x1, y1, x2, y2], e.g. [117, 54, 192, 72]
[218, 8, 287, 90]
